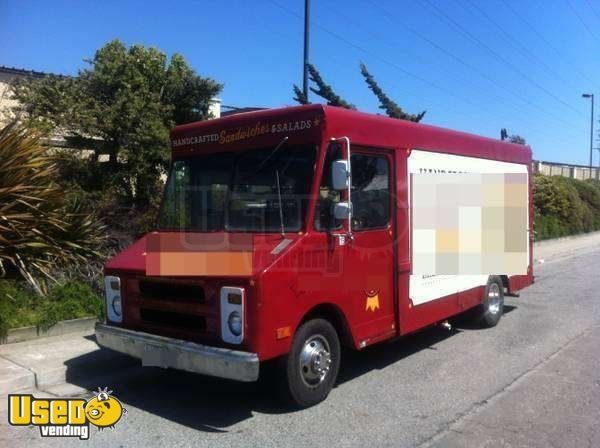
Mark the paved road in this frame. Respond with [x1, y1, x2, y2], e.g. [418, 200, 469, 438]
[2, 244, 599, 447]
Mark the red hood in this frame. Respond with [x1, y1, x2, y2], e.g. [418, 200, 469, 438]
[105, 232, 300, 277]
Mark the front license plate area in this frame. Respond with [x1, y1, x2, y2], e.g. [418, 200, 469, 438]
[142, 343, 165, 367]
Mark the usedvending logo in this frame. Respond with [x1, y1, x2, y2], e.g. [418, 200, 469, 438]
[8, 387, 126, 440]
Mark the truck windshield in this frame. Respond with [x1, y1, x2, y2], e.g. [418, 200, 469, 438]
[158, 145, 316, 232]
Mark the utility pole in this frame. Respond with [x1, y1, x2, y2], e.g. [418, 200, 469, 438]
[582, 93, 594, 178]
[303, 0, 310, 99]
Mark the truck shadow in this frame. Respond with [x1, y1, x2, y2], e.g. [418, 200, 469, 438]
[64, 306, 514, 432]
[450, 304, 517, 330]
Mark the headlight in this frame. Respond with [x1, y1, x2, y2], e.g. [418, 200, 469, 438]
[112, 295, 122, 317]
[228, 311, 242, 336]
[104, 276, 122, 323]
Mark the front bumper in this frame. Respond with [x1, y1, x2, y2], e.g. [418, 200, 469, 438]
[95, 323, 259, 382]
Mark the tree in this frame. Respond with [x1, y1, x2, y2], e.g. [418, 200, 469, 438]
[359, 63, 425, 122]
[306, 64, 356, 109]
[292, 84, 309, 105]
[291, 63, 425, 122]
[11, 39, 222, 212]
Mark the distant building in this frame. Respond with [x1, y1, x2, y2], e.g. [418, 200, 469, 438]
[208, 98, 222, 119]
[220, 105, 267, 117]
[0, 65, 50, 125]
[0, 65, 74, 150]
[534, 160, 599, 180]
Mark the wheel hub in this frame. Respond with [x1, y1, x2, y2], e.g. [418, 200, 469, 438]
[299, 335, 332, 387]
[488, 283, 501, 315]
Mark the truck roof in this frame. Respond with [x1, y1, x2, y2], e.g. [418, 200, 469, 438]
[171, 104, 531, 165]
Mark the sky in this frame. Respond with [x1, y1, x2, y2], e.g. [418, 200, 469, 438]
[2, 0, 600, 166]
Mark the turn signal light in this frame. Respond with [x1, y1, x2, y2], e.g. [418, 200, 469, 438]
[276, 326, 292, 340]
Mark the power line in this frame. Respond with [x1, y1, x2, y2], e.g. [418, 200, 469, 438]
[565, 0, 600, 44]
[266, 0, 582, 146]
[267, 0, 485, 108]
[500, 0, 600, 90]
[370, 74, 577, 148]
[365, 0, 586, 134]
[585, 0, 600, 23]
[419, 0, 585, 118]
[464, 0, 573, 88]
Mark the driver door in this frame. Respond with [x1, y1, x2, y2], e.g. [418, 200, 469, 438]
[345, 148, 396, 346]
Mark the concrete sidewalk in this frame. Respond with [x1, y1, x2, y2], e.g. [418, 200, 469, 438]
[533, 230, 600, 264]
[0, 330, 137, 398]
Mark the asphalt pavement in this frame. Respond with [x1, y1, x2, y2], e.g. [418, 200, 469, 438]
[1, 234, 599, 447]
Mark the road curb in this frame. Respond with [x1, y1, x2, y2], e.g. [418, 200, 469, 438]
[1, 317, 98, 345]
[533, 229, 600, 248]
[0, 356, 35, 397]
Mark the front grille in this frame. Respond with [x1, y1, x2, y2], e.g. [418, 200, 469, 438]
[138, 279, 205, 303]
[139, 308, 207, 332]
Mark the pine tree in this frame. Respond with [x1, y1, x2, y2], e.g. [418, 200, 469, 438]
[306, 64, 356, 109]
[359, 63, 425, 122]
[292, 84, 309, 105]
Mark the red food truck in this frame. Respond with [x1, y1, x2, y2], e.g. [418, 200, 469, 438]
[96, 104, 533, 407]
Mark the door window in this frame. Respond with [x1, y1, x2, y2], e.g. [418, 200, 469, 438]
[314, 143, 344, 231]
[351, 154, 390, 231]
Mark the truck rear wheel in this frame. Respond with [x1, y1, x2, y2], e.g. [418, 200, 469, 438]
[478, 276, 504, 327]
[280, 318, 340, 408]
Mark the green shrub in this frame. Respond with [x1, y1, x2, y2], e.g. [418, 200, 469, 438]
[37, 282, 104, 331]
[0, 280, 38, 338]
[565, 178, 600, 230]
[0, 279, 103, 338]
[533, 174, 600, 240]
[533, 215, 567, 240]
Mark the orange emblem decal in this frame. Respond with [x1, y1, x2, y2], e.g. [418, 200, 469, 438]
[365, 290, 380, 312]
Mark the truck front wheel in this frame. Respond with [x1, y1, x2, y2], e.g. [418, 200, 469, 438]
[281, 318, 341, 408]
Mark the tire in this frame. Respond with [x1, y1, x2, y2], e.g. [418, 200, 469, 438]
[280, 318, 341, 408]
[478, 276, 505, 327]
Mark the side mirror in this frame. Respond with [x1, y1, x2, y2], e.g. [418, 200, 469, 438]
[333, 202, 351, 220]
[331, 160, 350, 191]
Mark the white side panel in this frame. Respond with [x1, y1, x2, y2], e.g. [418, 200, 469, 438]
[407, 150, 529, 306]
